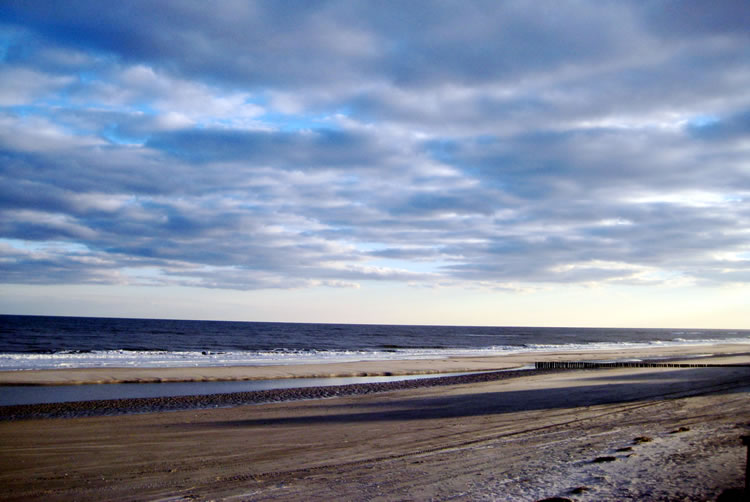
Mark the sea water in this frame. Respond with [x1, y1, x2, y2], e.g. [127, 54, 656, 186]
[2, 315, 749, 371]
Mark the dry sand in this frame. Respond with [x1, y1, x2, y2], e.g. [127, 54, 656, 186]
[0, 345, 749, 501]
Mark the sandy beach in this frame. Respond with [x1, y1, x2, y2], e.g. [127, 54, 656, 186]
[2, 342, 748, 386]
[1, 345, 749, 501]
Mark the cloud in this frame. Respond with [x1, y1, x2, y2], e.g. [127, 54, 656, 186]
[1, 1, 750, 292]
[145, 127, 384, 168]
[0, 66, 73, 106]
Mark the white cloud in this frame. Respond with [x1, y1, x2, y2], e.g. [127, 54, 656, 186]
[0, 66, 73, 106]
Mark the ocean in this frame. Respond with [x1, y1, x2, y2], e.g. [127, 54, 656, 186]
[2, 315, 749, 371]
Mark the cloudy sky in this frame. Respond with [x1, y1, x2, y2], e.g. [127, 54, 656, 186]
[1, 1, 749, 327]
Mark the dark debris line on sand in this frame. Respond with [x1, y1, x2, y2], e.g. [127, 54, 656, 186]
[0, 369, 547, 421]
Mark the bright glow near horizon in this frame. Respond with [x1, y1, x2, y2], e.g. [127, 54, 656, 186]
[1, 1, 750, 328]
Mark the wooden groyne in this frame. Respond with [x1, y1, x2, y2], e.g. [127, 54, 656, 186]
[534, 361, 749, 370]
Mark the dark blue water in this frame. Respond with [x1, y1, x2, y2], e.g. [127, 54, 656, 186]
[3, 315, 747, 353]
[1, 315, 748, 371]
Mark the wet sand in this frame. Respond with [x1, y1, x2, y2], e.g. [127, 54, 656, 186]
[0, 369, 540, 421]
[1, 346, 749, 501]
[1, 342, 747, 385]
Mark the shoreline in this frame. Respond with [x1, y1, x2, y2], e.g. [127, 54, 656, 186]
[1, 342, 748, 386]
[2, 344, 749, 422]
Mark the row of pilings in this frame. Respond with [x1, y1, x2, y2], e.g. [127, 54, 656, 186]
[533, 361, 748, 370]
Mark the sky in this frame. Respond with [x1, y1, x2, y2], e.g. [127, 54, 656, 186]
[1, 1, 749, 328]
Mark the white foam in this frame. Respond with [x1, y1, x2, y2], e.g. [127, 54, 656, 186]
[1, 336, 748, 371]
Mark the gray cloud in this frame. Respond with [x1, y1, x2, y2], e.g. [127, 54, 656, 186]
[1, 1, 749, 291]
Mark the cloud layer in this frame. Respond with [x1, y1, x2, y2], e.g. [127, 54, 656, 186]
[2, 0, 749, 291]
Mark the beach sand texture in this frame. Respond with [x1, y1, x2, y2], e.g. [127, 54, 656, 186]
[0, 347, 749, 501]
